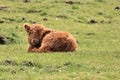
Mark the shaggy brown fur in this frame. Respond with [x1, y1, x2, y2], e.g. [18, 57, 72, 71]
[24, 23, 77, 53]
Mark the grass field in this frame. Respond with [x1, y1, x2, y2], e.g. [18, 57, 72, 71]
[0, 0, 120, 80]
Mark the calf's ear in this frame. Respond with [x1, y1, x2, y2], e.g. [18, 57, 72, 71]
[24, 23, 30, 33]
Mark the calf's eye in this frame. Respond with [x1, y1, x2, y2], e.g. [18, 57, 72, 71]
[28, 32, 33, 35]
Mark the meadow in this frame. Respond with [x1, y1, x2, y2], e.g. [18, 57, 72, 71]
[0, 0, 120, 80]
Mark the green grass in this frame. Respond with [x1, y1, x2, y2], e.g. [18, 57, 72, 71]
[0, 0, 120, 80]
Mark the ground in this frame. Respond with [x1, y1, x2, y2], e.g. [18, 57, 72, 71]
[0, 0, 120, 80]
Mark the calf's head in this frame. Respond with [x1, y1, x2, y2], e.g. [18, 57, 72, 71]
[24, 23, 45, 47]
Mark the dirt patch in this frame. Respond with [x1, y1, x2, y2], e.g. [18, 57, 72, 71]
[21, 61, 42, 68]
[1, 59, 18, 66]
[86, 32, 96, 35]
[2, 17, 15, 22]
[43, 18, 48, 21]
[0, 5, 7, 10]
[0, 20, 4, 23]
[21, 61, 33, 66]
[11, 70, 16, 74]
[114, 6, 120, 10]
[0, 35, 16, 45]
[6, 36, 15, 43]
[88, 19, 98, 24]
[65, 1, 80, 5]
[27, 9, 41, 13]
[0, 36, 5, 44]
[23, 0, 30, 2]
[56, 14, 68, 19]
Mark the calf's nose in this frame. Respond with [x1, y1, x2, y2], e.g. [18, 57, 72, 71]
[31, 39, 38, 43]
